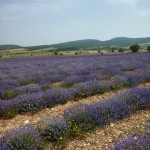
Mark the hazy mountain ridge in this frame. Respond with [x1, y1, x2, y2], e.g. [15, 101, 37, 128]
[103, 37, 150, 46]
[49, 37, 150, 48]
[0, 37, 150, 50]
[0, 45, 22, 50]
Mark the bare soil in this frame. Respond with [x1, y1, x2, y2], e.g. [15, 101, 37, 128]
[64, 109, 150, 150]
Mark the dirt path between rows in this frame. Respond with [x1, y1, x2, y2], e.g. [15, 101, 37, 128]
[45, 83, 150, 150]
[0, 89, 116, 136]
[64, 109, 150, 150]
[0, 83, 150, 149]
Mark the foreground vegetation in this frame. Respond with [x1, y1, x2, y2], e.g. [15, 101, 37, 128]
[0, 53, 150, 149]
[0, 87, 150, 149]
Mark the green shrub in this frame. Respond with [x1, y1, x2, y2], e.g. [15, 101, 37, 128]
[1, 90, 17, 100]
[147, 45, 150, 52]
[2, 108, 19, 119]
[118, 48, 124, 53]
[130, 44, 140, 53]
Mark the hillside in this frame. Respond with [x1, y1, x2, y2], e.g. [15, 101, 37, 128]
[0, 37, 150, 50]
[50, 37, 150, 48]
[0, 45, 22, 50]
[50, 39, 102, 48]
[103, 37, 150, 46]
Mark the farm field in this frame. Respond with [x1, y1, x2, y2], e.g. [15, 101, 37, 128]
[0, 48, 113, 58]
[0, 53, 150, 150]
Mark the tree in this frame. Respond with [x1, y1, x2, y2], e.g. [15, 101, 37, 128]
[0, 53, 3, 58]
[75, 52, 78, 55]
[118, 48, 124, 53]
[54, 51, 58, 55]
[98, 50, 101, 53]
[147, 45, 150, 52]
[59, 53, 63, 56]
[130, 44, 140, 53]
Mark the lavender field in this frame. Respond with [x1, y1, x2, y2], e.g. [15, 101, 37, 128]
[0, 53, 150, 150]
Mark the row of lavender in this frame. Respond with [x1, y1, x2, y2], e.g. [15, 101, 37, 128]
[1, 68, 150, 101]
[110, 125, 150, 150]
[0, 87, 150, 149]
[1, 69, 150, 118]
[0, 53, 150, 117]
[0, 53, 150, 99]
[110, 89, 150, 149]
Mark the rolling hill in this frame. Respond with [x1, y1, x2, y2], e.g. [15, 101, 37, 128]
[0, 45, 22, 50]
[50, 39, 102, 48]
[102, 37, 150, 46]
[50, 37, 150, 48]
[0, 37, 150, 50]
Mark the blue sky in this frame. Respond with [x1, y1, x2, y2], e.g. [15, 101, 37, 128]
[0, 0, 150, 46]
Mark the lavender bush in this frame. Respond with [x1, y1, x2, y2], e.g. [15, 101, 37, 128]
[64, 103, 96, 134]
[110, 75, 128, 90]
[15, 84, 41, 95]
[109, 134, 150, 150]
[15, 92, 44, 112]
[0, 53, 150, 116]
[0, 125, 43, 150]
[88, 99, 131, 125]
[142, 70, 150, 82]
[1, 84, 41, 100]
[43, 88, 76, 107]
[62, 75, 95, 87]
[124, 73, 145, 87]
[0, 88, 76, 116]
[38, 116, 69, 141]
[73, 80, 111, 98]
[116, 88, 150, 110]
[0, 100, 19, 119]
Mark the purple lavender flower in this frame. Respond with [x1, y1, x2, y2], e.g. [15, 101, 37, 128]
[64, 103, 96, 130]
[109, 134, 150, 150]
[43, 88, 76, 107]
[64, 103, 90, 122]
[0, 125, 43, 150]
[120, 64, 137, 72]
[39, 116, 69, 141]
[0, 79, 19, 88]
[0, 99, 19, 118]
[102, 67, 122, 77]
[115, 88, 150, 110]
[62, 75, 95, 87]
[124, 73, 145, 86]
[110, 75, 128, 89]
[15, 84, 41, 94]
[88, 99, 131, 125]
[39, 75, 64, 85]
[0, 52, 150, 117]
[73, 80, 111, 97]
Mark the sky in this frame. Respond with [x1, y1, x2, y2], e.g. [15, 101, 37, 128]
[0, 0, 150, 46]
